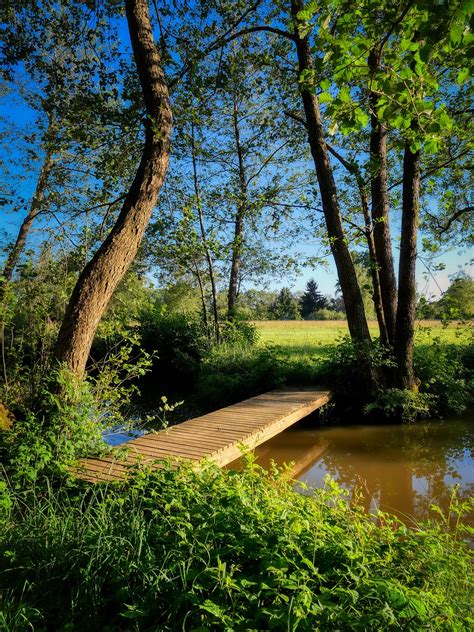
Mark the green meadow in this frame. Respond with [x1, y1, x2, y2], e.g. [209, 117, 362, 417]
[254, 320, 472, 363]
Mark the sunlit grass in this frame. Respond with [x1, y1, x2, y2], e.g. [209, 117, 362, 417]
[253, 319, 472, 363]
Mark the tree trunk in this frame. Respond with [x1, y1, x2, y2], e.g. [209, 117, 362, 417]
[192, 258, 210, 337]
[395, 141, 420, 390]
[368, 51, 397, 347]
[190, 123, 220, 342]
[227, 96, 247, 321]
[0, 149, 54, 304]
[359, 184, 389, 346]
[54, 0, 172, 377]
[291, 0, 371, 345]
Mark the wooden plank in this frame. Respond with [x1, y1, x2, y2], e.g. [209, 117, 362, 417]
[165, 427, 244, 441]
[74, 388, 331, 481]
[139, 434, 233, 452]
[130, 435, 212, 455]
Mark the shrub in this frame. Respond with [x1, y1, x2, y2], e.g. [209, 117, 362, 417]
[320, 334, 473, 421]
[1, 463, 472, 631]
[414, 338, 473, 416]
[309, 308, 346, 321]
[319, 337, 395, 418]
[138, 307, 210, 383]
[219, 320, 259, 346]
[364, 388, 435, 422]
[0, 368, 106, 486]
[196, 345, 285, 408]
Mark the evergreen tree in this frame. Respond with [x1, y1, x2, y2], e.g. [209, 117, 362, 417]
[300, 279, 327, 318]
[270, 288, 301, 320]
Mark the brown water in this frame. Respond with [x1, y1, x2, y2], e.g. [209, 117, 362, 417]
[230, 412, 473, 527]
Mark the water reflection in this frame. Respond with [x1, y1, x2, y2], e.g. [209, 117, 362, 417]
[231, 413, 473, 527]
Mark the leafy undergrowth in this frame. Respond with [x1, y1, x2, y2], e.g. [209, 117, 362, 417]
[1, 461, 472, 631]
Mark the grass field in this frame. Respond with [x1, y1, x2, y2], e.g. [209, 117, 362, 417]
[253, 320, 472, 363]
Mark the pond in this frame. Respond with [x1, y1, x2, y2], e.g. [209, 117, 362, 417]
[229, 411, 473, 528]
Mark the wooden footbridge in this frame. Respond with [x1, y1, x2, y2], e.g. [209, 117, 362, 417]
[74, 387, 331, 483]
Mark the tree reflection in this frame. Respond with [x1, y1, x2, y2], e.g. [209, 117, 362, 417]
[296, 416, 473, 526]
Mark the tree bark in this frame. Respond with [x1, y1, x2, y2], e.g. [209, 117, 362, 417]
[291, 0, 371, 345]
[227, 95, 248, 321]
[359, 185, 389, 346]
[0, 149, 54, 304]
[190, 123, 220, 342]
[54, 0, 172, 377]
[369, 49, 397, 346]
[395, 141, 420, 389]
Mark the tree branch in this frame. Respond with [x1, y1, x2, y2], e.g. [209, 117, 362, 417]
[388, 148, 471, 191]
[426, 205, 474, 235]
[169, 23, 295, 89]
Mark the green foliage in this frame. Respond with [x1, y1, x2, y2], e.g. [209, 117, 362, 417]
[232, 289, 277, 320]
[300, 278, 327, 318]
[1, 252, 79, 411]
[1, 463, 472, 630]
[270, 287, 302, 320]
[320, 330, 473, 421]
[219, 319, 259, 346]
[196, 345, 285, 409]
[139, 307, 210, 383]
[309, 308, 347, 320]
[439, 275, 474, 319]
[320, 336, 395, 416]
[88, 330, 154, 428]
[417, 275, 474, 320]
[364, 389, 435, 423]
[414, 336, 474, 416]
[0, 368, 105, 486]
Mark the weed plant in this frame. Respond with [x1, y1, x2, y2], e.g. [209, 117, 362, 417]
[1, 461, 472, 631]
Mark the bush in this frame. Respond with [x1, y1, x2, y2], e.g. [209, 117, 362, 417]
[364, 388, 435, 422]
[320, 334, 473, 421]
[219, 320, 259, 346]
[309, 309, 346, 321]
[138, 307, 210, 384]
[319, 337, 395, 418]
[0, 368, 106, 486]
[1, 463, 472, 631]
[414, 338, 474, 416]
[196, 345, 285, 408]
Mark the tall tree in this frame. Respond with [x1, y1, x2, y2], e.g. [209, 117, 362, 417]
[284, 0, 470, 390]
[270, 287, 301, 320]
[55, 0, 172, 377]
[300, 278, 327, 318]
[290, 0, 373, 349]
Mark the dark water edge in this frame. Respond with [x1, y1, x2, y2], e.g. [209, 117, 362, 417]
[229, 409, 474, 529]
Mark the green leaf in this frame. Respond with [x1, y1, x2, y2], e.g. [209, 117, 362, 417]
[318, 91, 333, 104]
[457, 67, 470, 83]
[450, 22, 464, 45]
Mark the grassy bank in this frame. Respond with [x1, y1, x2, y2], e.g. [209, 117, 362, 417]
[1, 462, 472, 631]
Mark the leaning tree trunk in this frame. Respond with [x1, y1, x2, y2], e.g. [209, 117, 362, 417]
[368, 50, 397, 346]
[291, 0, 371, 345]
[54, 0, 172, 378]
[0, 148, 54, 304]
[227, 95, 248, 321]
[394, 140, 420, 390]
